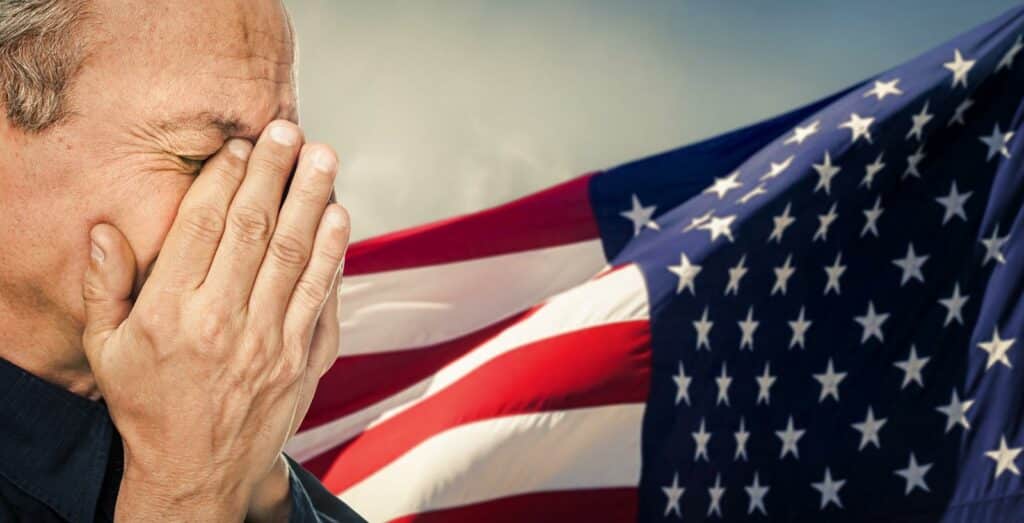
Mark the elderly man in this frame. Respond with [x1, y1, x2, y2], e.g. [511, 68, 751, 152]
[0, 0, 366, 521]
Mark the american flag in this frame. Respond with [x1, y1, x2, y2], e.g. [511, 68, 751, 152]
[287, 6, 1024, 521]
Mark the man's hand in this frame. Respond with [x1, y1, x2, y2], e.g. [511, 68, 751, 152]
[80, 121, 350, 521]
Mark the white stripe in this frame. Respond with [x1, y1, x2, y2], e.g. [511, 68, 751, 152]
[339, 403, 645, 523]
[338, 239, 606, 356]
[287, 263, 650, 462]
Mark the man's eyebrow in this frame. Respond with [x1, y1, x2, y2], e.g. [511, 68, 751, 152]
[154, 111, 259, 142]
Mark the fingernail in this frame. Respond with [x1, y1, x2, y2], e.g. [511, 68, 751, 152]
[90, 241, 105, 264]
[312, 148, 337, 173]
[326, 206, 346, 229]
[228, 139, 251, 160]
[269, 124, 299, 146]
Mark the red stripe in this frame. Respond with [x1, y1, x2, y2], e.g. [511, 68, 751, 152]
[344, 173, 599, 275]
[308, 320, 651, 491]
[384, 487, 638, 523]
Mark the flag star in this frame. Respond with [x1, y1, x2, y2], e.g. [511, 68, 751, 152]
[948, 98, 974, 127]
[936, 389, 974, 433]
[864, 78, 903, 100]
[776, 416, 806, 459]
[762, 155, 795, 180]
[738, 307, 760, 350]
[662, 472, 685, 517]
[978, 327, 1015, 370]
[768, 203, 796, 243]
[943, 48, 975, 88]
[698, 214, 737, 242]
[734, 417, 751, 461]
[771, 255, 796, 295]
[716, 363, 733, 406]
[725, 254, 748, 295]
[694, 306, 714, 351]
[704, 171, 743, 199]
[855, 301, 890, 344]
[905, 101, 933, 141]
[986, 436, 1023, 479]
[814, 358, 847, 403]
[812, 151, 841, 195]
[839, 112, 875, 144]
[903, 145, 925, 179]
[672, 361, 692, 406]
[824, 252, 847, 295]
[997, 34, 1023, 71]
[668, 253, 702, 295]
[861, 152, 885, 189]
[684, 209, 714, 232]
[745, 472, 769, 516]
[861, 196, 884, 238]
[894, 345, 930, 389]
[851, 406, 887, 450]
[980, 224, 1010, 266]
[619, 194, 660, 236]
[737, 183, 767, 204]
[939, 283, 969, 327]
[892, 243, 929, 286]
[784, 120, 820, 145]
[814, 203, 839, 242]
[708, 474, 726, 518]
[895, 453, 932, 495]
[811, 468, 845, 510]
[979, 123, 1014, 161]
[693, 418, 712, 462]
[756, 362, 777, 405]
[788, 306, 812, 349]
[935, 181, 972, 225]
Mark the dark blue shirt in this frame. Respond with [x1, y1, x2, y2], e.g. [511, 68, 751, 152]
[0, 357, 366, 522]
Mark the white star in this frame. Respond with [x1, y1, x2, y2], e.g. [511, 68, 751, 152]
[986, 436, 1023, 479]
[734, 417, 750, 461]
[738, 307, 759, 350]
[997, 34, 1023, 71]
[811, 468, 845, 510]
[704, 171, 743, 199]
[861, 152, 885, 189]
[851, 406, 887, 450]
[662, 472, 685, 517]
[813, 151, 841, 195]
[861, 196, 884, 238]
[619, 194, 660, 236]
[906, 101, 933, 141]
[864, 78, 903, 100]
[979, 123, 1014, 161]
[814, 203, 838, 242]
[694, 306, 714, 351]
[903, 145, 925, 179]
[693, 418, 712, 462]
[708, 474, 726, 518]
[855, 301, 890, 344]
[698, 214, 737, 242]
[939, 283, 969, 327]
[768, 203, 796, 243]
[776, 416, 805, 459]
[935, 389, 974, 433]
[784, 120, 820, 145]
[668, 253, 702, 295]
[935, 181, 972, 225]
[745, 472, 769, 516]
[895, 453, 932, 495]
[943, 48, 975, 88]
[824, 252, 847, 295]
[814, 358, 847, 403]
[978, 327, 1015, 370]
[980, 224, 1010, 266]
[948, 98, 974, 127]
[672, 361, 692, 406]
[737, 183, 767, 204]
[716, 362, 732, 406]
[894, 345, 930, 389]
[892, 243, 929, 286]
[839, 112, 875, 144]
[756, 362, 776, 405]
[684, 209, 714, 232]
[771, 255, 796, 295]
[761, 155, 795, 180]
[725, 255, 748, 295]
[788, 306, 812, 349]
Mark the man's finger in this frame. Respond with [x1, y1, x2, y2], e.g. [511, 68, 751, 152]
[81, 224, 138, 356]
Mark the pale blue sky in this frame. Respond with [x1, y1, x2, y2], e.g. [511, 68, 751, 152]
[283, 1, 1021, 240]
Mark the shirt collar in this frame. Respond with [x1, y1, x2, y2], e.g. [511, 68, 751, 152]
[0, 357, 115, 523]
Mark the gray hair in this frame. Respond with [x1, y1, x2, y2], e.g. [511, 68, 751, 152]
[0, 0, 90, 132]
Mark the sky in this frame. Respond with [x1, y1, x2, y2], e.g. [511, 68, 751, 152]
[283, 0, 1022, 241]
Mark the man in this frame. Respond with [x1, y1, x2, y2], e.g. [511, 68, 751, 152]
[0, 0, 366, 521]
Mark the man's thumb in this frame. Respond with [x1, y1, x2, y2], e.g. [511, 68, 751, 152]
[82, 223, 137, 352]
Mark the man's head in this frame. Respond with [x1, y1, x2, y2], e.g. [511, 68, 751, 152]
[0, 0, 299, 379]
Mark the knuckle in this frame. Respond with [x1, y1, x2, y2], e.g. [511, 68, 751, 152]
[268, 232, 311, 268]
[274, 349, 305, 385]
[228, 205, 274, 244]
[293, 277, 329, 310]
[196, 309, 231, 350]
[180, 205, 226, 243]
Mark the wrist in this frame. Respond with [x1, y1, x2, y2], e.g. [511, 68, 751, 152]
[245, 454, 293, 523]
[117, 458, 250, 522]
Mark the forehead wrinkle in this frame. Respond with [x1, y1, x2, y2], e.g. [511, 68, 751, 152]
[153, 110, 260, 143]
